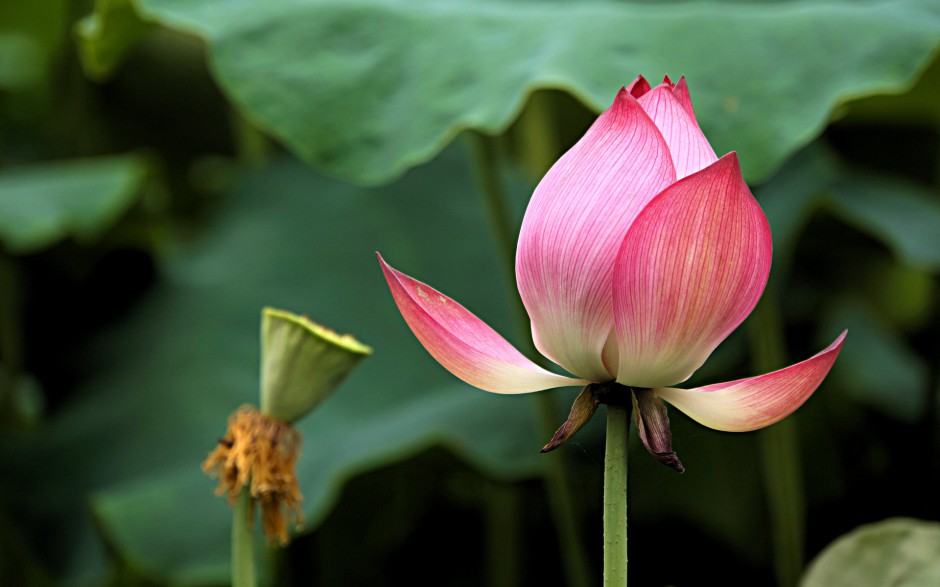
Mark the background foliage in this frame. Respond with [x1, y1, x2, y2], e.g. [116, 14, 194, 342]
[1, 0, 939, 585]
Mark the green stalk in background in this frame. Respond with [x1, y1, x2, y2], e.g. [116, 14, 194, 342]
[231, 107, 272, 167]
[469, 133, 593, 587]
[0, 255, 23, 426]
[748, 290, 805, 587]
[484, 481, 522, 587]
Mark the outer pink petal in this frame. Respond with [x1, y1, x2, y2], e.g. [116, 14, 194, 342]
[515, 88, 676, 381]
[379, 254, 587, 394]
[638, 78, 717, 178]
[613, 153, 772, 388]
[655, 331, 847, 432]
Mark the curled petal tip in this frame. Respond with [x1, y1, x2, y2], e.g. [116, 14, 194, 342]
[703, 151, 745, 182]
[626, 75, 651, 99]
[670, 76, 695, 118]
[611, 85, 641, 112]
[711, 150, 740, 170]
[635, 80, 718, 178]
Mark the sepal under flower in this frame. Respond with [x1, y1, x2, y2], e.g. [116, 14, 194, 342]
[541, 384, 601, 453]
[541, 382, 683, 473]
[631, 389, 684, 473]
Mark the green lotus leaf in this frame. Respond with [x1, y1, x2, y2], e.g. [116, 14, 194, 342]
[802, 518, 940, 587]
[125, 0, 940, 185]
[0, 155, 149, 254]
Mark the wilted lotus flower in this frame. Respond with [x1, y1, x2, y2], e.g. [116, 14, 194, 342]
[203, 308, 371, 543]
[378, 75, 845, 471]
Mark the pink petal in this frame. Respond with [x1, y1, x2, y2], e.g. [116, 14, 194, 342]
[613, 153, 772, 388]
[655, 331, 847, 432]
[379, 254, 587, 394]
[515, 88, 676, 381]
[638, 78, 717, 178]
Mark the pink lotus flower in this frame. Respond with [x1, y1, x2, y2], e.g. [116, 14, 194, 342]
[378, 75, 845, 470]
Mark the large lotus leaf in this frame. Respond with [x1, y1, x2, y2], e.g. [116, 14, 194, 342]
[839, 50, 940, 126]
[124, 0, 940, 185]
[824, 172, 940, 271]
[0, 155, 149, 254]
[801, 518, 940, 587]
[755, 141, 940, 279]
[25, 147, 551, 585]
[821, 299, 928, 422]
[754, 145, 840, 276]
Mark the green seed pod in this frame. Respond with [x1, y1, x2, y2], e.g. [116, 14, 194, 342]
[260, 307, 371, 423]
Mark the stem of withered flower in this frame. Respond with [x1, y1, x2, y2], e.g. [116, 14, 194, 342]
[232, 490, 257, 587]
[604, 403, 629, 587]
[748, 291, 805, 587]
[468, 132, 592, 587]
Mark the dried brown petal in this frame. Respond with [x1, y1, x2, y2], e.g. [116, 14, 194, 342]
[631, 389, 684, 473]
[541, 384, 601, 453]
[202, 405, 305, 545]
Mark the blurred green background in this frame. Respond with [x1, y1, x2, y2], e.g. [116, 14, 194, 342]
[1, 0, 939, 585]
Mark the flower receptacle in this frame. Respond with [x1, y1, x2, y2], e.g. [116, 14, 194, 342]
[260, 307, 371, 423]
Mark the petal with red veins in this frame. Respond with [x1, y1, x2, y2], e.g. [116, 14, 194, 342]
[638, 79, 717, 178]
[655, 331, 847, 432]
[516, 88, 675, 382]
[613, 153, 772, 388]
[379, 254, 587, 394]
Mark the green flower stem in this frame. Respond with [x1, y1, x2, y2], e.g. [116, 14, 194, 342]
[604, 403, 629, 587]
[469, 132, 592, 587]
[748, 292, 804, 587]
[232, 490, 257, 587]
